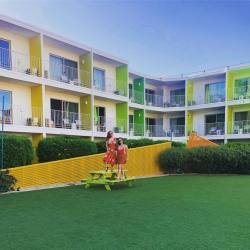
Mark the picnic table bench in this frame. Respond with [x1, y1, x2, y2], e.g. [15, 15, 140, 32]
[82, 170, 135, 191]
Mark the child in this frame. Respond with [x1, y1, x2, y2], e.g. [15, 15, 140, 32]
[103, 131, 117, 171]
[117, 138, 128, 179]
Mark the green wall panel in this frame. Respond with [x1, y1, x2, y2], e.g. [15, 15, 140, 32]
[187, 80, 194, 104]
[116, 65, 128, 96]
[79, 53, 92, 88]
[116, 102, 128, 132]
[133, 77, 144, 104]
[80, 95, 92, 130]
[134, 109, 144, 136]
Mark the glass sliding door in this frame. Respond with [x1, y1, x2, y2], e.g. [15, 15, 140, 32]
[170, 88, 185, 106]
[93, 68, 105, 91]
[234, 111, 250, 134]
[0, 38, 11, 70]
[205, 113, 225, 135]
[234, 78, 250, 99]
[170, 117, 185, 136]
[205, 82, 225, 103]
[95, 106, 106, 131]
[0, 90, 12, 124]
[50, 54, 78, 83]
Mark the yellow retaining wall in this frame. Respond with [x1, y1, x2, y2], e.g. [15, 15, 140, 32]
[9, 142, 171, 189]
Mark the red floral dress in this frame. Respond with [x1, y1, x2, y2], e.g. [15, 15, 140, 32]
[117, 145, 127, 164]
[103, 138, 117, 165]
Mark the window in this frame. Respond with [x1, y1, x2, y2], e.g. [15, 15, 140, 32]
[93, 68, 105, 91]
[95, 106, 106, 131]
[50, 54, 78, 82]
[0, 90, 12, 124]
[145, 89, 155, 104]
[170, 88, 185, 106]
[129, 84, 133, 99]
[205, 113, 225, 135]
[234, 78, 250, 98]
[0, 38, 11, 70]
[205, 82, 225, 103]
[234, 111, 250, 122]
[50, 98, 79, 127]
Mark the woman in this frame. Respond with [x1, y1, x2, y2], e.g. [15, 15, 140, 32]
[103, 131, 117, 171]
[117, 137, 128, 180]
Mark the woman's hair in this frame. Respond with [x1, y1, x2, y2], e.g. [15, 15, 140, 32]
[106, 131, 113, 141]
[117, 137, 123, 145]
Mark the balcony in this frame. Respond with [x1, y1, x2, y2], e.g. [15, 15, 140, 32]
[231, 120, 250, 135]
[0, 106, 42, 127]
[231, 85, 250, 101]
[166, 125, 185, 137]
[145, 93, 163, 107]
[188, 94, 225, 106]
[44, 60, 91, 88]
[93, 77, 127, 96]
[205, 122, 225, 135]
[129, 89, 144, 105]
[145, 125, 166, 137]
[46, 109, 91, 130]
[129, 123, 144, 136]
[94, 116, 126, 133]
[0, 47, 41, 77]
[165, 95, 185, 107]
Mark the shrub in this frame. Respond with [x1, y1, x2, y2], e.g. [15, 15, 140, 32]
[0, 170, 16, 192]
[1, 135, 33, 168]
[96, 140, 106, 153]
[37, 136, 97, 163]
[158, 147, 189, 173]
[158, 144, 250, 175]
[171, 141, 186, 148]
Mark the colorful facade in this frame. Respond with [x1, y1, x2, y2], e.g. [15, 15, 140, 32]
[0, 15, 249, 149]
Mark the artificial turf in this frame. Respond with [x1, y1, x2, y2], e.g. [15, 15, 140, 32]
[1, 175, 250, 250]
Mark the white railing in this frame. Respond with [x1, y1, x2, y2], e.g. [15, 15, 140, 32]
[46, 109, 91, 130]
[230, 85, 250, 101]
[145, 93, 164, 107]
[94, 116, 116, 133]
[0, 106, 42, 127]
[187, 94, 225, 106]
[231, 120, 250, 135]
[44, 60, 91, 88]
[166, 95, 185, 107]
[205, 122, 225, 135]
[93, 77, 127, 96]
[0, 47, 41, 76]
[129, 123, 144, 136]
[129, 89, 144, 104]
[145, 125, 166, 137]
[166, 125, 185, 137]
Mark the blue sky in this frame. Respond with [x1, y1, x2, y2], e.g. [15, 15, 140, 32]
[0, 0, 250, 77]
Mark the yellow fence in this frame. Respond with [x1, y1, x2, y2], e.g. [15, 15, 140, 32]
[8, 142, 171, 189]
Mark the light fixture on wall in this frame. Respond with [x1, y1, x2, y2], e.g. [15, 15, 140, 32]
[81, 59, 85, 64]
[85, 101, 88, 105]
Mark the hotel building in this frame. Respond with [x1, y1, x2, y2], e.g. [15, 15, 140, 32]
[0, 15, 249, 149]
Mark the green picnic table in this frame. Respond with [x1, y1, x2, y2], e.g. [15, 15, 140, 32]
[82, 170, 135, 191]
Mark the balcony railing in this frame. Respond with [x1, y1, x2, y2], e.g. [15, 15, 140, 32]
[93, 77, 127, 96]
[0, 47, 41, 76]
[165, 95, 185, 107]
[231, 85, 250, 101]
[188, 94, 225, 106]
[44, 61, 91, 88]
[46, 109, 91, 130]
[0, 106, 43, 127]
[129, 123, 144, 136]
[166, 125, 185, 137]
[231, 120, 250, 135]
[145, 93, 164, 107]
[205, 122, 225, 135]
[145, 125, 166, 137]
[129, 90, 144, 104]
[94, 116, 126, 133]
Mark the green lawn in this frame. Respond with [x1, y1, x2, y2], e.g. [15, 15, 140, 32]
[1, 176, 250, 250]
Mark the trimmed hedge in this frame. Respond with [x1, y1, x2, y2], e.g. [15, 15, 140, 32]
[37, 136, 97, 163]
[2, 135, 33, 168]
[159, 143, 250, 174]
